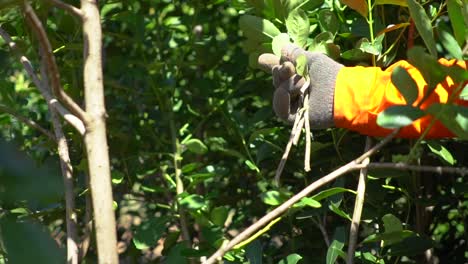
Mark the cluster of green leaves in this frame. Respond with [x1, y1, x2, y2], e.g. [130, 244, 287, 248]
[0, 0, 467, 263]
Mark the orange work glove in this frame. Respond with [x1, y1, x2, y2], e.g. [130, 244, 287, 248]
[260, 45, 467, 139]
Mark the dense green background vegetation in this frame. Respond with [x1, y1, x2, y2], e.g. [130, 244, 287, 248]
[0, 0, 466, 263]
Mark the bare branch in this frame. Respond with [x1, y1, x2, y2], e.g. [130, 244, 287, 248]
[0, 104, 56, 141]
[0, 26, 86, 135]
[365, 162, 468, 175]
[23, 2, 88, 123]
[204, 130, 400, 264]
[39, 44, 79, 264]
[46, 0, 83, 18]
[347, 138, 372, 264]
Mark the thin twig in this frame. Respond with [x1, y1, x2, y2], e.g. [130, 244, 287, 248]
[39, 44, 79, 264]
[365, 162, 468, 175]
[23, 2, 88, 123]
[274, 109, 304, 185]
[304, 93, 311, 172]
[0, 26, 85, 135]
[203, 130, 400, 264]
[347, 137, 372, 264]
[46, 0, 83, 18]
[0, 104, 55, 141]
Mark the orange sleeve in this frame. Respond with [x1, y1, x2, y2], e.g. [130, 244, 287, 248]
[333, 60, 468, 138]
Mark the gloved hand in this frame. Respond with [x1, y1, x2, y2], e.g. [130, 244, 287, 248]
[258, 44, 344, 129]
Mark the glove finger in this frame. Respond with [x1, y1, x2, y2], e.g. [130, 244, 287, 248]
[272, 65, 282, 88]
[279, 61, 295, 81]
[272, 87, 291, 122]
[258, 53, 280, 73]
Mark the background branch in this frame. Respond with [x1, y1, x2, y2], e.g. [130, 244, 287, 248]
[23, 2, 88, 123]
[0, 104, 55, 141]
[0, 26, 86, 135]
[46, 0, 83, 18]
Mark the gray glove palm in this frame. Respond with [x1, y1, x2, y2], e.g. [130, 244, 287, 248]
[259, 44, 344, 129]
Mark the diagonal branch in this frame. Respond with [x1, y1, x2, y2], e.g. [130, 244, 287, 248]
[23, 1, 88, 123]
[46, 0, 83, 18]
[0, 26, 86, 135]
[0, 104, 55, 141]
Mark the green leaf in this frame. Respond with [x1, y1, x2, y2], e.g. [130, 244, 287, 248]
[133, 216, 169, 250]
[278, 253, 303, 264]
[406, 0, 437, 57]
[329, 203, 352, 221]
[407, 47, 447, 90]
[260, 190, 288, 206]
[294, 197, 321, 208]
[245, 239, 263, 264]
[426, 141, 456, 165]
[286, 9, 310, 47]
[382, 213, 403, 233]
[363, 230, 415, 246]
[310, 187, 356, 202]
[375, 0, 407, 6]
[447, 0, 467, 46]
[272, 33, 291, 56]
[426, 103, 468, 139]
[179, 194, 207, 210]
[388, 236, 434, 256]
[245, 159, 260, 172]
[377, 105, 425, 129]
[210, 206, 229, 227]
[391, 66, 418, 105]
[111, 170, 124, 184]
[341, 48, 371, 61]
[239, 15, 281, 43]
[326, 226, 346, 264]
[460, 84, 468, 100]
[295, 54, 308, 77]
[272, 0, 306, 21]
[185, 138, 208, 154]
[318, 10, 339, 36]
[437, 23, 463, 59]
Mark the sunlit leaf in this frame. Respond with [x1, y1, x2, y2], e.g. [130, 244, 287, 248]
[407, 47, 446, 89]
[391, 66, 418, 105]
[407, 0, 437, 57]
[460, 84, 468, 100]
[341, 0, 368, 17]
[185, 138, 208, 154]
[436, 23, 463, 59]
[426, 103, 468, 139]
[295, 54, 308, 77]
[426, 141, 456, 165]
[310, 187, 356, 201]
[286, 9, 310, 47]
[447, 0, 467, 46]
[179, 194, 207, 210]
[294, 197, 322, 208]
[279, 253, 303, 264]
[377, 105, 425, 128]
[375, 0, 407, 6]
[272, 33, 291, 56]
[326, 226, 346, 264]
[260, 190, 288, 206]
[239, 14, 281, 43]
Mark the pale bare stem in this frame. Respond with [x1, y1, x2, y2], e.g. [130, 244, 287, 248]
[274, 109, 304, 185]
[293, 118, 305, 145]
[304, 93, 311, 172]
[0, 26, 85, 134]
[46, 0, 83, 18]
[347, 137, 372, 264]
[81, 0, 118, 262]
[204, 130, 400, 264]
[170, 117, 192, 247]
[38, 48, 79, 264]
[0, 104, 55, 141]
[23, 2, 88, 123]
[79, 173, 92, 261]
[366, 162, 468, 175]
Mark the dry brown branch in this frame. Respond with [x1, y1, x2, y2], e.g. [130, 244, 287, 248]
[0, 26, 86, 135]
[347, 137, 372, 264]
[46, 0, 83, 18]
[23, 2, 88, 123]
